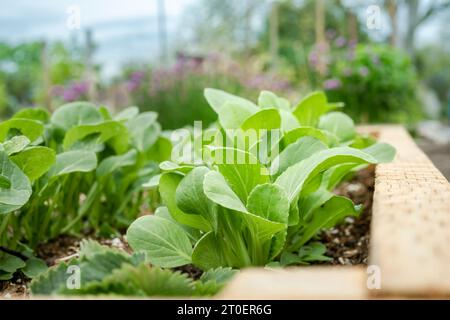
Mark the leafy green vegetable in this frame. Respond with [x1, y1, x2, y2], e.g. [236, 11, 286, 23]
[127, 88, 396, 271]
[0, 150, 32, 214]
[0, 102, 169, 261]
[30, 240, 236, 297]
[127, 215, 193, 268]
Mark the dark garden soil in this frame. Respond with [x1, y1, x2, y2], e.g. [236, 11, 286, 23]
[1, 167, 375, 298]
[319, 166, 375, 265]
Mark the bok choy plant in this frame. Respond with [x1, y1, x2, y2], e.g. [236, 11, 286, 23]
[0, 103, 170, 280]
[126, 89, 395, 270]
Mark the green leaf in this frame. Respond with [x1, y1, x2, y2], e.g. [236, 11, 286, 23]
[192, 232, 225, 270]
[0, 253, 26, 273]
[142, 174, 161, 188]
[204, 88, 258, 114]
[73, 264, 194, 297]
[293, 91, 329, 126]
[159, 161, 194, 174]
[195, 267, 238, 296]
[258, 90, 290, 110]
[175, 167, 217, 229]
[96, 149, 137, 178]
[275, 147, 379, 204]
[10, 146, 56, 181]
[297, 196, 362, 246]
[283, 127, 337, 147]
[0, 175, 11, 188]
[203, 171, 286, 242]
[63, 121, 127, 151]
[271, 136, 328, 176]
[0, 271, 13, 280]
[30, 249, 133, 295]
[298, 242, 332, 262]
[30, 261, 74, 295]
[217, 101, 258, 129]
[2, 135, 31, 155]
[114, 106, 139, 121]
[0, 151, 32, 214]
[279, 109, 300, 132]
[154, 206, 201, 244]
[362, 142, 396, 163]
[247, 183, 289, 224]
[214, 150, 269, 203]
[199, 267, 237, 284]
[318, 112, 356, 142]
[0, 118, 44, 143]
[77, 251, 133, 285]
[203, 170, 247, 213]
[48, 150, 97, 177]
[98, 106, 113, 120]
[126, 112, 160, 152]
[126, 215, 193, 268]
[145, 136, 172, 162]
[51, 102, 102, 131]
[22, 258, 48, 278]
[159, 172, 211, 232]
[13, 107, 50, 123]
[241, 108, 281, 130]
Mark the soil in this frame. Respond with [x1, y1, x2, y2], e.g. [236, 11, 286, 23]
[1, 167, 375, 298]
[319, 166, 375, 265]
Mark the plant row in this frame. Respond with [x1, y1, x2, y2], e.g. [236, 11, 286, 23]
[0, 89, 395, 297]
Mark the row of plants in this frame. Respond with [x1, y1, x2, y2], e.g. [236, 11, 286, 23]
[121, 54, 293, 129]
[1, 88, 395, 297]
[0, 103, 170, 280]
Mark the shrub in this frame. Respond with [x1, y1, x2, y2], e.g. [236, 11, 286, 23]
[312, 44, 422, 124]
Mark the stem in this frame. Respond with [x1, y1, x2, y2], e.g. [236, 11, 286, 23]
[0, 214, 11, 246]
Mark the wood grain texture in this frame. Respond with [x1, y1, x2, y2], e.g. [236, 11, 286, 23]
[366, 125, 450, 296]
[218, 267, 367, 300]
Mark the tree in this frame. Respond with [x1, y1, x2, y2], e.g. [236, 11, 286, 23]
[405, 0, 450, 60]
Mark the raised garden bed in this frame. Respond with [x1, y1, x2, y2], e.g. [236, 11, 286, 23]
[2, 125, 448, 300]
[1, 89, 448, 300]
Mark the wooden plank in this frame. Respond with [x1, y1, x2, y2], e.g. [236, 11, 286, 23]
[368, 125, 450, 296]
[218, 267, 367, 300]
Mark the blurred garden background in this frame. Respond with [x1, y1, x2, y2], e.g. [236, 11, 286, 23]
[1, 0, 450, 177]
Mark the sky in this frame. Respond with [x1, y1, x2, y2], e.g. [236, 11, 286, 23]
[0, 0, 446, 78]
[0, 0, 194, 77]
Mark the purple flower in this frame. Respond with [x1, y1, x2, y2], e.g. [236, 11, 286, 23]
[359, 66, 369, 77]
[323, 78, 342, 90]
[63, 88, 77, 101]
[308, 51, 319, 66]
[348, 39, 358, 48]
[335, 36, 347, 48]
[71, 81, 89, 95]
[131, 71, 145, 82]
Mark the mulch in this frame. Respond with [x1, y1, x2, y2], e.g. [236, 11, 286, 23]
[319, 166, 375, 265]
